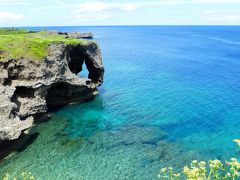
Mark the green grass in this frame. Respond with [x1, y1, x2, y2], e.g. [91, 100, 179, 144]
[0, 28, 29, 35]
[0, 28, 89, 61]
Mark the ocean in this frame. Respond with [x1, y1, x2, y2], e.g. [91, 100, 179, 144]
[1, 26, 240, 179]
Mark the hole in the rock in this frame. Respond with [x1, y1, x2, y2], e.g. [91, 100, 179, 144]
[68, 47, 85, 75]
[77, 63, 88, 78]
[68, 46, 101, 84]
[15, 86, 35, 98]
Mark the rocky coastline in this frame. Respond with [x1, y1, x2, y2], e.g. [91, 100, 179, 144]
[0, 30, 104, 144]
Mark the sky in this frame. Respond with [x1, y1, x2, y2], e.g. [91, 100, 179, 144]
[0, 0, 240, 27]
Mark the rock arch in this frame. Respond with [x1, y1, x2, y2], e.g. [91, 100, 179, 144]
[67, 43, 104, 86]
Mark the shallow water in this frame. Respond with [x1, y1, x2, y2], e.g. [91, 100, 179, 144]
[1, 26, 240, 179]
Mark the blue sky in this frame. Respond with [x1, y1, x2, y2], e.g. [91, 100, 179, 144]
[0, 0, 240, 27]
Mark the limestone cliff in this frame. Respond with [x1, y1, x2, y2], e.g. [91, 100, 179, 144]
[0, 35, 104, 142]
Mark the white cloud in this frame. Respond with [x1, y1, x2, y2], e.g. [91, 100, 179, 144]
[66, 1, 240, 23]
[73, 2, 139, 13]
[0, 11, 23, 22]
[121, 4, 138, 11]
[32, 0, 240, 12]
[193, 0, 240, 3]
[203, 10, 240, 22]
[63, 0, 240, 18]
[8, 0, 240, 25]
[68, 2, 139, 22]
[70, 12, 109, 22]
[74, 2, 110, 13]
[0, 0, 30, 5]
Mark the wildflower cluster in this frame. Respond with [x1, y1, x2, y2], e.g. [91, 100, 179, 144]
[3, 172, 34, 180]
[157, 167, 180, 179]
[157, 140, 240, 180]
[226, 158, 240, 178]
[183, 160, 207, 179]
[158, 158, 240, 180]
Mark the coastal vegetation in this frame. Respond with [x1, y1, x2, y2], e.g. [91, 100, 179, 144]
[158, 139, 240, 180]
[3, 172, 34, 180]
[0, 28, 88, 61]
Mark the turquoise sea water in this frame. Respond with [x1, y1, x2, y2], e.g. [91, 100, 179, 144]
[1, 26, 240, 179]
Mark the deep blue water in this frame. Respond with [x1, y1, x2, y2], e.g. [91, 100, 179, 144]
[1, 26, 240, 179]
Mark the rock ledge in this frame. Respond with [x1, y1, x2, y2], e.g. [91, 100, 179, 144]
[0, 32, 104, 142]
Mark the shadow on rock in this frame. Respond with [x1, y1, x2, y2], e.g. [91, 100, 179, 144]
[0, 132, 40, 161]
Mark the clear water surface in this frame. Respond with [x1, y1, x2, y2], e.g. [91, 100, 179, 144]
[1, 26, 240, 179]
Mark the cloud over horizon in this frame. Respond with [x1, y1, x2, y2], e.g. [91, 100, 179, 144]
[0, 0, 240, 26]
[0, 11, 23, 23]
[203, 10, 240, 22]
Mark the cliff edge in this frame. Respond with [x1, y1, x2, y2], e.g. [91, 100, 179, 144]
[0, 29, 104, 142]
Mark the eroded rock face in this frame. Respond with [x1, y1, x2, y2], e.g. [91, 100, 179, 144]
[0, 41, 104, 142]
[51, 31, 93, 39]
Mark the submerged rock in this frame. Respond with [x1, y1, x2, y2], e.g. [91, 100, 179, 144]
[0, 34, 104, 142]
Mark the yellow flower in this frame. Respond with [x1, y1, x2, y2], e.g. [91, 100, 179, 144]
[173, 173, 181, 178]
[233, 139, 240, 143]
[226, 172, 231, 177]
[209, 159, 222, 170]
[192, 160, 198, 164]
[183, 166, 190, 174]
[199, 161, 206, 167]
[233, 139, 240, 147]
[160, 168, 167, 173]
[230, 158, 237, 162]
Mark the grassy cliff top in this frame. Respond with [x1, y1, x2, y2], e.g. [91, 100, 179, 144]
[0, 28, 88, 61]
